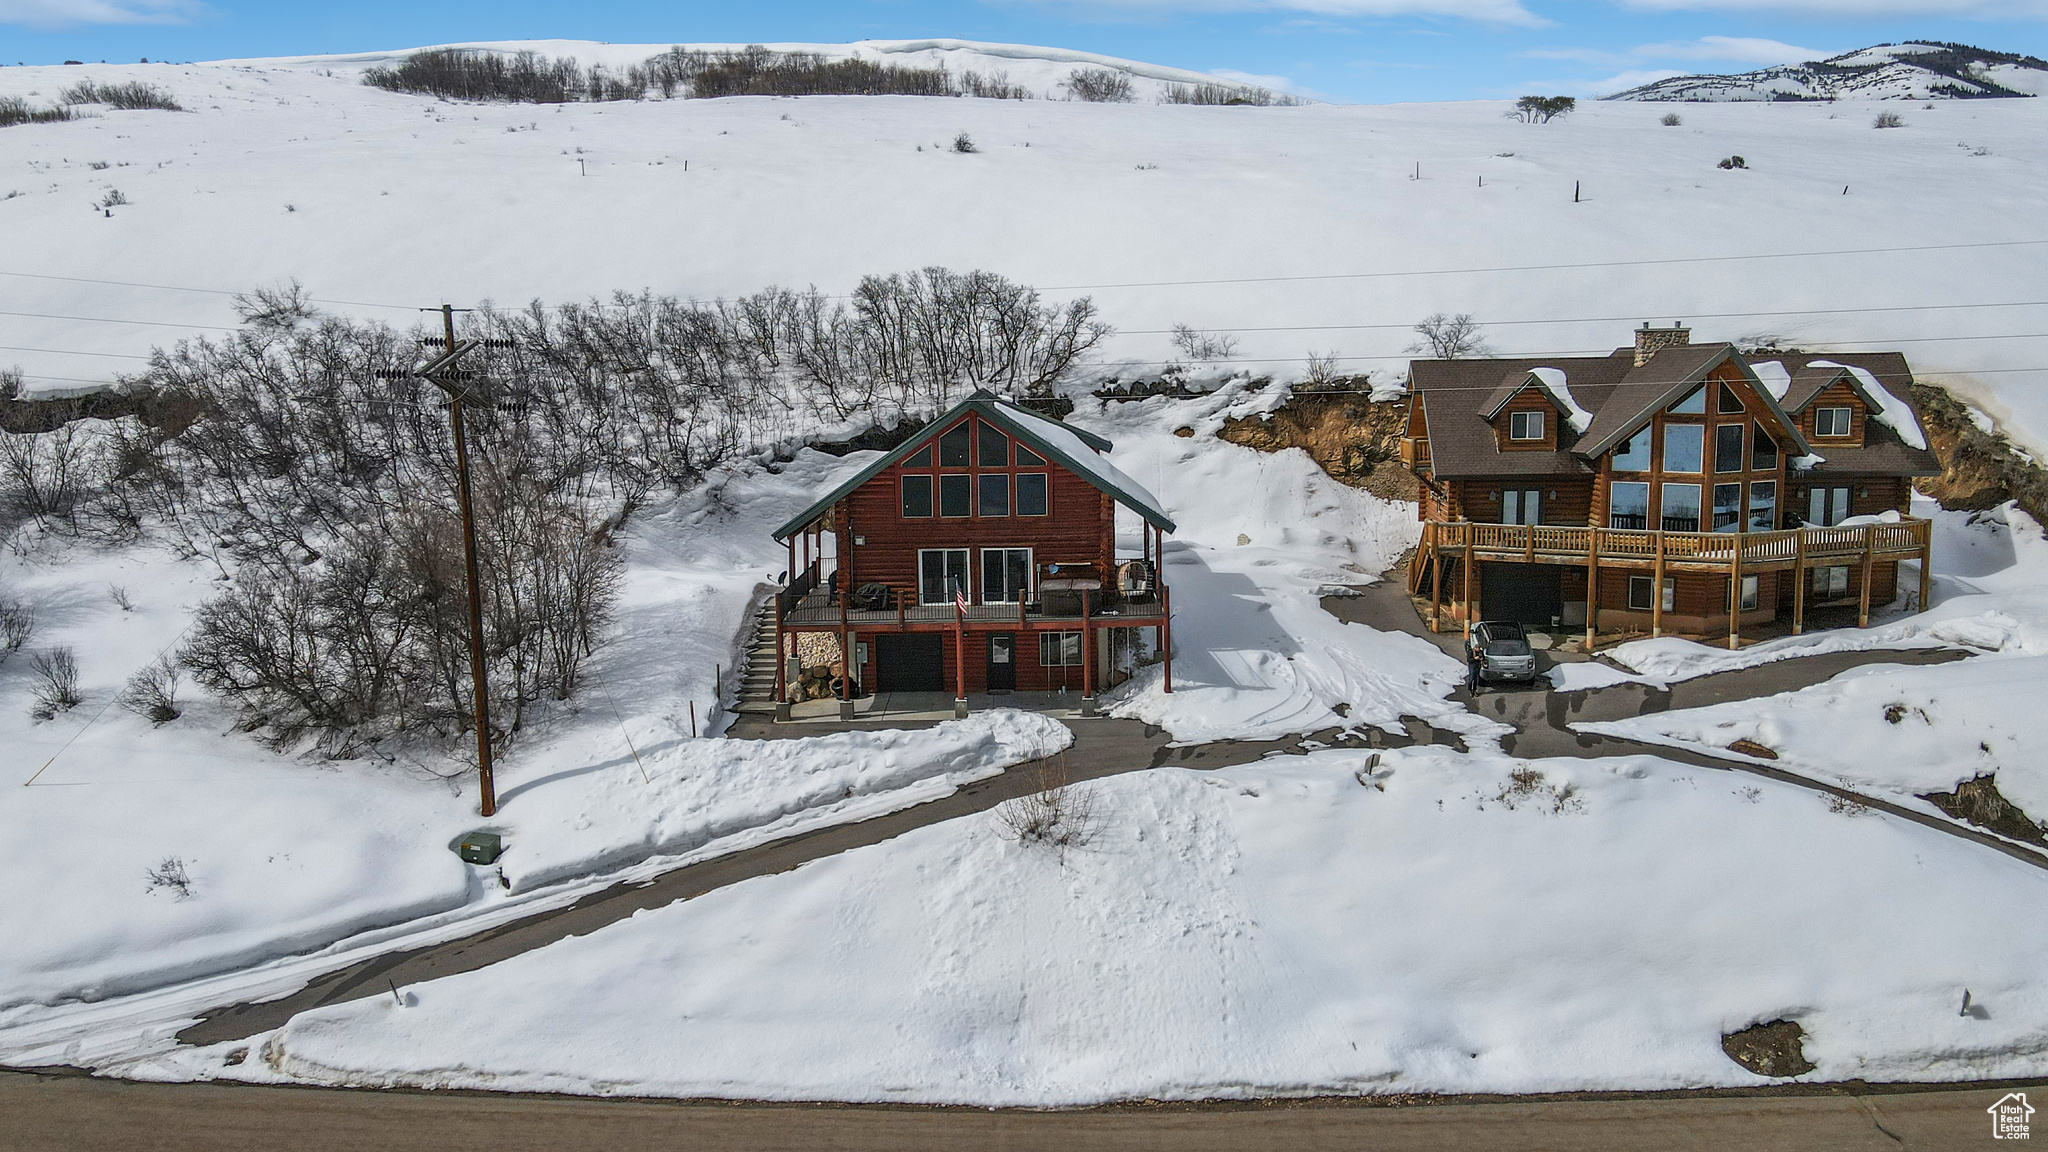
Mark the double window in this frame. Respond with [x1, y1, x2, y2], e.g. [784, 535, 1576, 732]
[919, 549, 969, 605]
[1812, 565, 1849, 600]
[1628, 576, 1675, 612]
[1502, 489, 1542, 525]
[1509, 411, 1545, 441]
[899, 419, 1051, 521]
[1039, 631, 1083, 667]
[1815, 407, 1853, 438]
[1807, 486, 1851, 527]
[981, 548, 1032, 604]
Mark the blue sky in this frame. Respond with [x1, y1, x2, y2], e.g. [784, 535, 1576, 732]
[3, 0, 2046, 102]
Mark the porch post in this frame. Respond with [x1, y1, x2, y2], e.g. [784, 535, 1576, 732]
[1585, 528, 1600, 650]
[1428, 527, 1443, 634]
[1793, 528, 1807, 635]
[839, 629, 856, 720]
[774, 595, 790, 723]
[1858, 525, 1875, 628]
[1080, 594, 1098, 716]
[1918, 520, 1933, 612]
[1161, 584, 1173, 694]
[954, 607, 968, 720]
[1728, 540, 1741, 652]
[1651, 531, 1665, 639]
[1461, 523, 1475, 637]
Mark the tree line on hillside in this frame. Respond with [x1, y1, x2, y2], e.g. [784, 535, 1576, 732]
[0, 268, 1107, 752]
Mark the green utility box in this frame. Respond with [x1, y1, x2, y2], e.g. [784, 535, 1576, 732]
[457, 831, 503, 865]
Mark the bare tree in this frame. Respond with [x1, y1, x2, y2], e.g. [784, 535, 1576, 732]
[122, 655, 181, 723]
[231, 280, 322, 333]
[1064, 68, 1133, 103]
[1171, 324, 1238, 361]
[1408, 313, 1492, 360]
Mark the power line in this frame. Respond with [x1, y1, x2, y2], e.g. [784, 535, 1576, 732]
[0, 308, 242, 332]
[0, 268, 417, 311]
[1124, 300, 2048, 336]
[0, 345, 151, 359]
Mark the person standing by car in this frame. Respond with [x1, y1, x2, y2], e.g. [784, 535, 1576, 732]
[1466, 641, 1483, 693]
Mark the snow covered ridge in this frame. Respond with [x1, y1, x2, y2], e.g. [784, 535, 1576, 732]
[1608, 42, 2048, 102]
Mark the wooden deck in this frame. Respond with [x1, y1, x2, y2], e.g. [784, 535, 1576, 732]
[781, 591, 1165, 631]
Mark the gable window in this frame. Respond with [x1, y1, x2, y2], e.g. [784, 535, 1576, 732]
[1807, 486, 1850, 527]
[1739, 574, 1760, 611]
[939, 474, 971, 518]
[1662, 424, 1704, 473]
[978, 473, 1010, 517]
[1016, 472, 1049, 516]
[1016, 443, 1047, 466]
[1812, 565, 1849, 600]
[1669, 386, 1706, 415]
[1609, 481, 1650, 530]
[1502, 489, 1542, 525]
[919, 549, 969, 605]
[982, 548, 1032, 604]
[1039, 631, 1083, 667]
[1815, 407, 1853, 438]
[900, 474, 933, 518]
[1509, 411, 1545, 441]
[904, 444, 933, 469]
[1718, 382, 1745, 414]
[1661, 483, 1701, 532]
[1748, 481, 1778, 533]
[1628, 575, 1675, 612]
[1712, 483, 1742, 533]
[1715, 424, 1745, 473]
[939, 423, 972, 467]
[1752, 425, 1778, 470]
[1611, 429, 1651, 473]
[978, 422, 1010, 467]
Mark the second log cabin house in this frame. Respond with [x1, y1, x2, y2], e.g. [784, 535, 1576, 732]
[1401, 324, 1938, 647]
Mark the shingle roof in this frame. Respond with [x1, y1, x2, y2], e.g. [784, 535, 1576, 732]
[1412, 352, 1634, 478]
[1746, 350, 1940, 476]
[771, 391, 1175, 540]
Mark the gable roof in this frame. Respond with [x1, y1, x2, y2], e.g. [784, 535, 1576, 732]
[1572, 343, 1813, 461]
[1413, 352, 1635, 478]
[1748, 351, 1939, 476]
[772, 391, 1175, 540]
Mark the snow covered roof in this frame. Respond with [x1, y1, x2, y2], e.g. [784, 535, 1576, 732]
[1573, 343, 1812, 463]
[773, 391, 1175, 540]
[1480, 367, 1594, 435]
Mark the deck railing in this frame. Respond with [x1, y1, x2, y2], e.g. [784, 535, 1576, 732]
[779, 584, 1166, 628]
[1420, 517, 1929, 570]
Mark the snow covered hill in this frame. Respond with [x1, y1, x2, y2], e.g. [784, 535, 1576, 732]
[1608, 42, 2048, 103]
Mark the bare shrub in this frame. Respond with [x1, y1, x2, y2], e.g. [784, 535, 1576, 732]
[1161, 82, 1295, 107]
[231, 279, 321, 333]
[0, 97, 75, 127]
[107, 582, 133, 611]
[1301, 350, 1344, 390]
[62, 81, 181, 111]
[1873, 110, 1904, 129]
[1408, 313, 1492, 359]
[99, 188, 128, 208]
[1064, 67, 1133, 103]
[994, 758, 1098, 863]
[1660, 111, 1682, 126]
[0, 598, 31, 660]
[30, 645, 80, 719]
[686, 47, 953, 99]
[364, 49, 590, 103]
[122, 655, 181, 723]
[145, 856, 194, 900]
[962, 70, 1028, 100]
[1171, 324, 1238, 361]
[951, 131, 977, 154]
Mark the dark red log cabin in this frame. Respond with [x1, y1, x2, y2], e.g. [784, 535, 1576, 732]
[1400, 324, 1939, 648]
[771, 391, 1176, 718]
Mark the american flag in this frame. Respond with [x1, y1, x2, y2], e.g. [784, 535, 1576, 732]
[954, 583, 969, 614]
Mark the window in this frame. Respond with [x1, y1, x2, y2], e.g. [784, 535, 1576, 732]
[900, 474, 932, 518]
[1502, 489, 1542, 525]
[978, 473, 1009, 517]
[1712, 483, 1742, 533]
[1715, 424, 1745, 473]
[1718, 382, 1745, 414]
[939, 423, 972, 467]
[1752, 424, 1778, 470]
[1748, 481, 1777, 533]
[1628, 575, 1675, 612]
[904, 444, 933, 469]
[1807, 486, 1850, 527]
[1016, 472, 1049, 516]
[1812, 565, 1849, 600]
[1662, 424, 1704, 473]
[978, 422, 1009, 467]
[1669, 386, 1706, 415]
[939, 474, 971, 517]
[1016, 443, 1046, 466]
[1739, 574, 1760, 611]
[1611, 429, 1651, 473]
[1661, 483, 1701, 532]
[1039, 631, 1082, 667]
[982, 548, 1032, 603]
[1609, 481, 1650, 530]
[1815, 407, 1853, 438]
[1509, 411, 1545, 441]
[919, 549, 969, 605]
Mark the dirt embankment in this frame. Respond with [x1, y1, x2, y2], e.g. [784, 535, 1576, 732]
[1215, 389, 1418, 503]
[1910, 384, 2048, 525]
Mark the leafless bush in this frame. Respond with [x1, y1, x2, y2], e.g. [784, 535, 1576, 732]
[62, 81, 181, 111]
[1873, 111, 1904, 129]
[0, 97, 75, 127]
[30, 645, 80, 719]
[0, 597, 31, 661]
[1161, 82, 1296, 106]
[99, 188, 129, 208]
[1660, 111, 1683, 126]
[1171, 324, 1238, 361]
[1409, 313, 1492, 360]
[108, 582, 133, 611]
[1064, 68, 1133, 103]
[145, 856, 194, 899]
[962, 70, 1028, 100]
[364, 48, 592, 103]
[122, 654, 181, 723]
[951, 131, 977, 153]
[1301, 350, 1344, 389]
[687, 46, 954, 98]
[231, 279, 321, 332]
[994, 758, 1098, 863]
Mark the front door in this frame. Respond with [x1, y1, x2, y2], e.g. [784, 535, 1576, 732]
[987, 633, 1016, 693]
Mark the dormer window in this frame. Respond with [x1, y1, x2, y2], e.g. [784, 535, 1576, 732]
[1815, 407, 1852, 438]
[1509, 411, 1545, 441]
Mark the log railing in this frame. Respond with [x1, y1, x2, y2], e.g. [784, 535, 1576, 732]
[1421, 517, 1930, 569]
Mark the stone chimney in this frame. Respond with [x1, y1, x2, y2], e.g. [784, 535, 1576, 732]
[1634, 321, 1691, 367]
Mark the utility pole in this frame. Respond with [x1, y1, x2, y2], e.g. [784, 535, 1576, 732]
[381, 306, 514, 817]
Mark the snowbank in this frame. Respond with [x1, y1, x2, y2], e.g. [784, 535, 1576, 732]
[169, 746, 2048, 1102]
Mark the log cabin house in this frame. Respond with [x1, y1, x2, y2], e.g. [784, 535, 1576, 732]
[1401, 324, 1938, 647]
[770, 391, 1176, 718]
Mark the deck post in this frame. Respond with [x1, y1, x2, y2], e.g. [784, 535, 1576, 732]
[1651, 531, 1665, 639]
[774, 595, 790, 722]
[840, 628, 856, 720]
[1428, 528, 1443, 633]
[1585, 528, 1600, 650]
[1461, 522, 1475, 637]
[1792, 528, 1807, 635]
[1728, 539, 1742, 651]
[1080, 594, 1098, 716]
[1918, 520, 1933, 613]
[1858, 525, 1875, 628]
[1161, 584, 1173, 694]
[954, 606, 968, 719]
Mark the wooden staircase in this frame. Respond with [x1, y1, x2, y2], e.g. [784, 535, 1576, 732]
[734, 601, 782, 714]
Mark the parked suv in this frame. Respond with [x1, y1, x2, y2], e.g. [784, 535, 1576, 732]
[1465, 620, 1537, 686]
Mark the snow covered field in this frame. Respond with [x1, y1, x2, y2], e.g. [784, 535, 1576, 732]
[2, 42, 2047, 450]
[147, 745, 2048, 1102]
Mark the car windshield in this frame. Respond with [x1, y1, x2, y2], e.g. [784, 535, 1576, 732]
[1480, 623, 1530, 657]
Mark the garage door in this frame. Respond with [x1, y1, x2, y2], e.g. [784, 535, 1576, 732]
[1479, 564, 1564, 627]
[876, 634, 946, 692]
